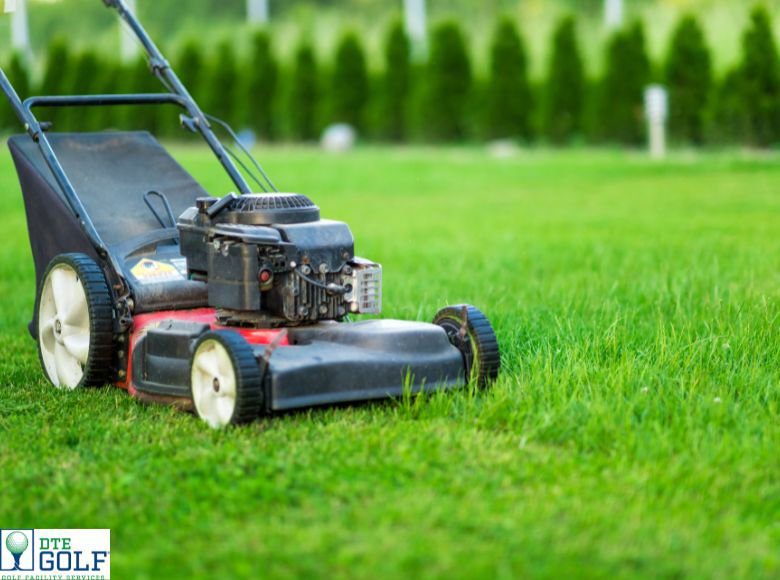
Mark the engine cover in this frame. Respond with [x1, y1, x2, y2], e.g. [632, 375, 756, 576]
[177, 193, 381, 327]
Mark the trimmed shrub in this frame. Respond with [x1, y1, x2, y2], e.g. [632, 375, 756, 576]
[1, 53, 30, 132]
[65, 50, 103, 132]
[665, 15, 712, 144]
[382, 20, 411, 141]
[177, 40, 207, 104]
[289, 42, 320, 141]
[40, 38, 71, 97]
[37, 39, 72, 132]
[93, 60, 125, 131]
[485, 16, 534, 141]
[123, 57, 161, 133]
[597, 21, 651, 145]
[168, 41, 207, 138]
[424, 21, 472, 141]
[738, 5, 780, 147]
[711, 67, 747, 144]
[206, 41, 241, 127]
[544, 15, 586, 144]
[331, 31, 370, 131]
[246, 30, 279, 140]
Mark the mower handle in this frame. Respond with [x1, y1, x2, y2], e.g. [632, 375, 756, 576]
[24, 94, 189, 112]
[101, 0, 252, 195]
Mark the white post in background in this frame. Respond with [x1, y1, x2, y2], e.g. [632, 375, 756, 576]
[604, 0, 623, 29]
[9, 0, 32, 59]
[644, 85, 669, 159]
[247, 0, 269, 24]
[403, 0, 427, 60]
[120, 0, 140, 61]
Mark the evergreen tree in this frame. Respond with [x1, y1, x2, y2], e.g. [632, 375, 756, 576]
[93, 60, 124, 131]
[738, 5, 780, 147]
[597, 22, 651, 145]
[38, 38, 72, 132]
[382, 20, 411, 141]
[246, 30, 279, 140]
[206, 41, 241, 127]
[1, 53, 30, 131]
[65, 50, 103, 131]
[289, 42, 320, 141]
[177, 40, 206, 104]
[39, 38, 71, 96]
[6, 53, 30, 101]
[123, 57, 161, 133]
[424, 21, 472, 141]
[331, 31, 370, 131]
[170, 41, 207, 138]
[486, 16, 534, 140]
[582, 79, 602, 144]
[544, 15, 586, 144]
[665, 15, 712, 144]
[711, 67, 747, 144]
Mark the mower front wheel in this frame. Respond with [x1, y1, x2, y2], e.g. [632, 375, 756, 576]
[190, 331, 264, 429]
[36, 253, 115, 389]
[434, 304, 500, 387]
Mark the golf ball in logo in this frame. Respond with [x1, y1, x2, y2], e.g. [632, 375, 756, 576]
[6, 531, 28, 569]
[6, 531, 27, 554]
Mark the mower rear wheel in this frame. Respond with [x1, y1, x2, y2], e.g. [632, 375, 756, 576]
[36, 254, 115, 389]
[190, 331, 264, 429]
[434, 304, 500, 387]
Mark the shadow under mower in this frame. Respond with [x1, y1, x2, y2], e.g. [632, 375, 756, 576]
[1, 0, 500, 428]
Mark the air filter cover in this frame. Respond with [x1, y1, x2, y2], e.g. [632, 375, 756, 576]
[219, 193, 320, 225]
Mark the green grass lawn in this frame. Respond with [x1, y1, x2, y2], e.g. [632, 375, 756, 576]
[0, 146, 778, 578]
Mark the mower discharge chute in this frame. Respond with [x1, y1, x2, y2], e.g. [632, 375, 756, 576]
[1, 0, 500, 428]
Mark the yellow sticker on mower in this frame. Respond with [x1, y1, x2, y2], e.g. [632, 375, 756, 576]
[131, 258, 186, 284]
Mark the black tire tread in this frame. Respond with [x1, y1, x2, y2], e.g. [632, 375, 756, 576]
[37, 253, 115, 388]
[433, 304, 501, 386]
[191, 331, 264, 426]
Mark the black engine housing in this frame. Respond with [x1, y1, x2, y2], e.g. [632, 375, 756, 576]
[178, 193, 380, 327]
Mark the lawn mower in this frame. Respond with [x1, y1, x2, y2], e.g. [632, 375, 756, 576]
[0, 0, 500, 428]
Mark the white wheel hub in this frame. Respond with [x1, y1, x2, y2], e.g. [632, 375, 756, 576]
[191, 339, 237, 429]
[38, 264, 91, 389]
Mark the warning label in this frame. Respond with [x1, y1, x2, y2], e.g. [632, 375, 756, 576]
[130, 258, 186, 284]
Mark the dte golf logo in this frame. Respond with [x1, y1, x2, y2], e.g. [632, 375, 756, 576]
[0, 529, 110, 579]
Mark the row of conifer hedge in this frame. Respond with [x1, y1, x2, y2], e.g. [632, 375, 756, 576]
[1, 5, 779, 147]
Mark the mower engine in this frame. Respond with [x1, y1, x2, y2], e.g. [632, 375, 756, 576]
[178, 193, 382, 327]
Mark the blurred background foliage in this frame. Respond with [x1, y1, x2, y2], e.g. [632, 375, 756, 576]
[1, 0, 778, 72]
[0, 0, 778, 147]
